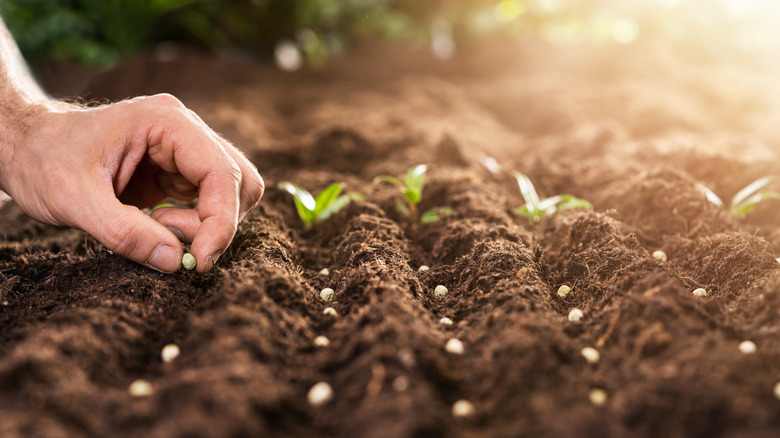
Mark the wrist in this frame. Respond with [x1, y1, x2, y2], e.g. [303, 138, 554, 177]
[0, 99, 57, 193]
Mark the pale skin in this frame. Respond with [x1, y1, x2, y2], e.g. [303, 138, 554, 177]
[0, 17, 264, 273]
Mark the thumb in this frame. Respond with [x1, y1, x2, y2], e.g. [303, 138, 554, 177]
[80, 196, 183, 273]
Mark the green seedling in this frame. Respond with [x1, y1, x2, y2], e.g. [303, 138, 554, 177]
[514, 172, 592, 223]
[278, 182, 359, 228]
[697, 176, 780, 218]
[374, 164, 452, 223]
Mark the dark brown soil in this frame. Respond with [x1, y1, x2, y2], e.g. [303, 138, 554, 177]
[4, 41, 780, 437]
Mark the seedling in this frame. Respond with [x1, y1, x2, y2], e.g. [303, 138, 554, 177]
[698, 176, 780, 218]
[278, 182, 359, 228]
[513, 172, 592, 223]
[374, 164, 453, 223]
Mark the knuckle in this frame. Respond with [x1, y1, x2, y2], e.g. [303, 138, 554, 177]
[104, 214, 142, 256]
[149, 93, 185, 109]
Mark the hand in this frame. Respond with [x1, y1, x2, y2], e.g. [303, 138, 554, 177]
[0, 94, 264, 273]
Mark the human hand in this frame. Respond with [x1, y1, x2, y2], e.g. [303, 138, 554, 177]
[0, 94, 264, 273]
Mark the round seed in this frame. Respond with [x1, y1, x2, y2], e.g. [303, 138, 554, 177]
[692, 288, 708, 297]
[161, 344, 180, 363]
[439, 317, 454, 326]
[581, 347, 600, 364]
[319, 268, 330, 277]
[774, 382, 780, 400]
[434, 285, 449, 297]
[307, 382, 334, 407]
[652, 250, 667, 262]
[445, 338, 464, 355]
[418, 265, 430, 272]
[322, 307, 338, 317]
[320, 287, 335, 302]
[557, 285, 572, 298]
[452, 399, 475, 418]
[128, 379, 153, 397]
[182, 253, 196, 271]
[314, 336, 330, 347]
[568, 308, 584, 322]
[589, 388, 608, 406]
[738, 340, 757, 354]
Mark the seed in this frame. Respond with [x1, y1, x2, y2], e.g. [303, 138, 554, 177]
[568, 308, 584, 322]
[445, 338, 464, 355]
[307, 382, 334, 407]
[182, 253, 196, 270]
[392, 376, 409, 392]
[557, 285, 572, 298]
[418, 265, 430, 272]
[738, 340, 757, 354]
[774, 382, 780, 400]
[589, 388, 608, 406]
[314, 336, 330, 347]
[397, 348, 416, 368]
[581, 347, 600, 364]
[652, 250, 667, 262]
[692, 288, 708, 297]
[323, 307, 338, 317]
[452, 399, 475, 418]
[161, 344, 180, 363]
[320, 287, 335, 302]
[128, 379, 154, 397]
[434, 285, 449, 297]
[439, 317, 454, 326]
[319, 268, 330, 277]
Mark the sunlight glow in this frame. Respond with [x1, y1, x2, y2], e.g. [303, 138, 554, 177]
[494, 1, 526, 23]
[611, 19, 639, 44]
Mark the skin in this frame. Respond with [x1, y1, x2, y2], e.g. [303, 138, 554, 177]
[0, 17, 264, 273]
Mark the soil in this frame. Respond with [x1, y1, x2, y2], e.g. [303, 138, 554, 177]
[4, 40, 780, 437]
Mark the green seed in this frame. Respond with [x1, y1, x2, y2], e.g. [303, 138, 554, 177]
[692, 288, 707, 297]
[652, 250, 667, 262]
[182, 253, 197, 270]
[557, 285, 571, 298]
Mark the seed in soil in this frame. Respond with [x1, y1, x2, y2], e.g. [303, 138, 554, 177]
[738, 340, 757, 354]
[418, 265, 430, 272]
[319, 268, 330, 277]
[775, 382, 780, 400]
[161, 344, 180, 363]
[434, 285, 449, 297]
[182, 253, 196, 270]
[652, 250, 667, 262]
[445, 338, 465, 354]
[307, 382, 334, 407]
[557, 285, 572, 298]
[589, 389, 608, 406]
[452, 400, 475, 419]
[314, 336, 330, 347]
[439, 317, 454, 325]
[581, 347, 600, 364]
[320, 287, 335, 302]
[692, 288, 708, 297]
[392, 376, 409, 392]
[322, 307, 338, 317]
[568, 308, 584, 322]
[128, 379, 154, 397]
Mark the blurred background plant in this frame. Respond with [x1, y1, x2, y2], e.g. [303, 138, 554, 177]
[2, 0, 780, 69]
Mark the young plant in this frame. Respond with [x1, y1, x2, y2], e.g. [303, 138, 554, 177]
[278, 182, 356, 228]
[513, 172, 592, 223]
[697, 176, 780, 218]
[374, 164, 452, 223]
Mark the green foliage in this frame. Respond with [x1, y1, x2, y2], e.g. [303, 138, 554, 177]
[374, 164, 452, 223]
[514, 172, 592, 223]
[278, 182, 356, 228]
[698, 176, 780, 218]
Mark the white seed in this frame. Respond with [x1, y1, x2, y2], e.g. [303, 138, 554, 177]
[557, 285, 572, 298]
[445, 338, 464, 355]
[323, 307, 338, 317]
[452, 399, 475, 418]
[128, 379, 154, 397]
[589, 388, 608, 406]
[581, 347, 600, 364]
[307, 382, 334, 407]
[314, 336, 330, 347]
[418, 265, 430, 272]
[568, 308, 584, 322]
[319, 268, 330, 277]
[652, 250, 667, 262]
[692, 288, 708, 297]
[776, 257, 780, 264]
[392, 376, 409, 392]
[774, 382, 780, 400]
[434, 285, 449, 297]
[182, 253, 197, 271]
[439, 317, 454, 326]
[320, 287, 335, 302]
[161, 344, 180, 363]
[738, 340, 757, 354]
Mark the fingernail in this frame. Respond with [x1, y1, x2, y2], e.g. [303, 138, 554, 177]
[166, 226, 185, 241]
[146, 244, 181, 273]
[209, 251, 222, 268]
